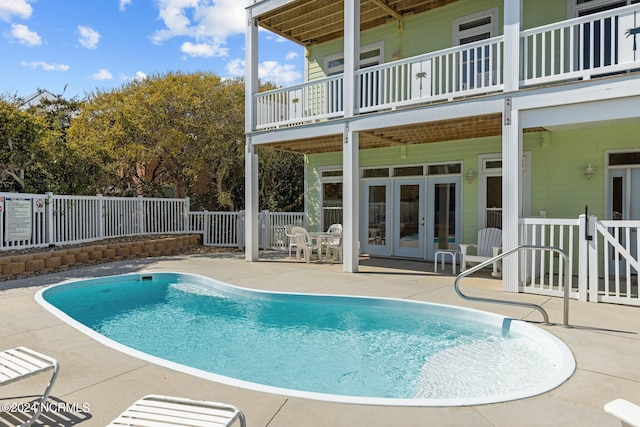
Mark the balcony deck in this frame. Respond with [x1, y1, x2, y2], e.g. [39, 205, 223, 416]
[253, 4, 640, 138]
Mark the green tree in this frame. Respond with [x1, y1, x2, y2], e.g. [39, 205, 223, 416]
[68, 72, 304, 211]
[0, 97, 45, 192]
[26, 96, 116, 195]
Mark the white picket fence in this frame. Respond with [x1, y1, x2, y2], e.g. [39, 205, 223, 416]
[0, 192, 306, 252]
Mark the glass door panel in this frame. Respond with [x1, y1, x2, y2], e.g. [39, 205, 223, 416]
[362, 181, 390, 256]
[426, 177, 461, 260]
[393, 179, 425, 258]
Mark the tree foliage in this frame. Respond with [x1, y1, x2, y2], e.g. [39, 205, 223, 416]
[0, 97, 45, 192]
[67, 72, 303, 211]
[1, 72, 304, 212]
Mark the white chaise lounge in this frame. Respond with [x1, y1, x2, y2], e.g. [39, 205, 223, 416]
[605, 399, 640, 427]
[108, 394, 246, 427]
[0, 346, 59, 427]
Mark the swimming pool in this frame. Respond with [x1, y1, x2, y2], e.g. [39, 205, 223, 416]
[36, 272, 575, 406]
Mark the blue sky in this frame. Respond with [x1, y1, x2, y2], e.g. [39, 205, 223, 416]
[0, 0, 305, 100]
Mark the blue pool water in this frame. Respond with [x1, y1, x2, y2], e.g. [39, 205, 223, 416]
[37, 272, 575, 406]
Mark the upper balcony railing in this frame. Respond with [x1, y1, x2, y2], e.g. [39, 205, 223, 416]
[253, 4, 640, 130]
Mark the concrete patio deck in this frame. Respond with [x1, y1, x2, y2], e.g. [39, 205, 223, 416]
[0, 251, 638, 426]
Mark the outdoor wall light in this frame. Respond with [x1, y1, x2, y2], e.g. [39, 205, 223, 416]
[466, 169, 476, 184]
[584, 163, 595, 179]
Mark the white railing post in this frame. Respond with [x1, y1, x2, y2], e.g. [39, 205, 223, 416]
[203, 211, 210, 246]
[137, 196, 144, 235]
[578, 214, 589, 301]
[45, 192, 54, 246]
[259, 210, 268, 249]
[238, 211, 245, 249]
[96, 194, 104, 240]
[183, 197, 190, 233]
[588, 215, 599, 303]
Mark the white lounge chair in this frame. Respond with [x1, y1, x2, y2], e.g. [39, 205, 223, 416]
[459, 227, 502, 276]
[0, 346, 59, 427]
[605, 399, 640, 427]
[291, 226, 319, 263]
[108, 394, 246, 427]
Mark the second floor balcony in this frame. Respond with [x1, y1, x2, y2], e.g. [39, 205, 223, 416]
[252, 3, 640, 131]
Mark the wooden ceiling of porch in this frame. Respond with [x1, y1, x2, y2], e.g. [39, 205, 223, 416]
[258, 0, 461, 45]
[261, 114, 546, 154]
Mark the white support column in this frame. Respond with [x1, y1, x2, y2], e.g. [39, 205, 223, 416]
[343, 124, 359, 273]
[245, 138, 259, 261]
[245, 10, 259, 261]
[502, 97, 521, 292]
[343, 0, 360, 118]
[503, 0, 521, 93]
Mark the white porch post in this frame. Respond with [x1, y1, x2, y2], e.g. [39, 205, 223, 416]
[245, 9, 259, 261]
[501, 99, 521, 292]
[343, 125, 359, 272]
[501, 0, 522, 291]
[503, 0, 521, 93]
[343, 0, 359, 118]
[342, 0, 360, 272]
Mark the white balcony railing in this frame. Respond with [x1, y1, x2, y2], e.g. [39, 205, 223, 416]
[521, 3, 640, 86]
[253, 4, 640, 130]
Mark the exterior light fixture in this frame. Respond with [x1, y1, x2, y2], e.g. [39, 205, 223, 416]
[584, 163, 595, 179]
[466, 169, 476, 184]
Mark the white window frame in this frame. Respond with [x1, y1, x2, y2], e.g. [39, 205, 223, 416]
[324, 41, 385, 76]
[452, 8, 499, 46]
[570, 0, 637, 18]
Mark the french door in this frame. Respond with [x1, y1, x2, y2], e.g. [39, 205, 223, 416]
[426, 177, 461, 260]
[393, 179, 425, 258]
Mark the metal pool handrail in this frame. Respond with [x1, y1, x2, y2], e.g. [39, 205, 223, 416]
[454, 245, 571, 327]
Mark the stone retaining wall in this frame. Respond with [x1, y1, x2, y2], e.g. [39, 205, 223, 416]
[0, 235, 201, 281]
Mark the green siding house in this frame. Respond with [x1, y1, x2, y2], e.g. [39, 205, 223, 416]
[244, 0, 640, 306]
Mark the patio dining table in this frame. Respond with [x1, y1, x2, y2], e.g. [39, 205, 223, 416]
[308, 231, 338, 263]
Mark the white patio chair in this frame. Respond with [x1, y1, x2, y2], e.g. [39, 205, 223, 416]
[459, 228, 502, 276]
[325, 224, 343, 262]
[108, 394, 246, 427]
[284, 224, 298, 259]
[0, 346, 59, 427]
[291, 226, 319, 263]
[326, 232, 343, 262]
[605, 398, 640, 427]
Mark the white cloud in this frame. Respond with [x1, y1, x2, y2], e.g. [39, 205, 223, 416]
[78, 25, 101, 49]
[151, 0, 250, 58]
[92, 69, 113, 81]
[121, 71, 148, 82]
[133, 71, 147, 81]
[285, 51, 298, 61]
[181, 41, 227, 58]
[226, 58, 244, 76]
[226, 58, 302, 84]
[21, 61, 70, 71]
[0, 0, 32, 22]
[10, 23, 41, 46]
[119, 0, 132, 12]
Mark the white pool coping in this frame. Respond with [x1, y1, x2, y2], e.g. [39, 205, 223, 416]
[35, 271, 576, 407]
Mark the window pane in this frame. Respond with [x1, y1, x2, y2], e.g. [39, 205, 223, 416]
[363, 168, 390, 178]
[427, 163, 461, 175]
[368, 185, 386, 246]
[394, 166, 424, 177]
[486, 176, 502, 229]
[322, 183, 343, 229]
[610, 152, 640, 166]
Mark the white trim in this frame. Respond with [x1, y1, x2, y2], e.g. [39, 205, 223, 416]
[452, 7, 499, 46]
[324, 41, 385, 76]
[570, 0, 633, 18]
